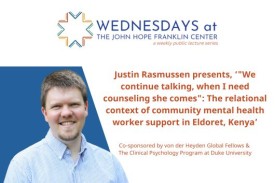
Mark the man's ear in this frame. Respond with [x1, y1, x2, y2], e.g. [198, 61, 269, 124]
[41, 107, 48, 122]
[85, 101, 88, 117]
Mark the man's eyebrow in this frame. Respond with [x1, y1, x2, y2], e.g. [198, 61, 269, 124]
[48, 101, 60, 105]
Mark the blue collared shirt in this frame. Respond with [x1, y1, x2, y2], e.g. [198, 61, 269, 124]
[4, 131, 128, 183]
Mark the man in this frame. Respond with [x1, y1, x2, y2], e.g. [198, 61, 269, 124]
[4, 70, 128, 183]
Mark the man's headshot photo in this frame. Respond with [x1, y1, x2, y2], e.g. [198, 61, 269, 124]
[2, 68, 128, 183]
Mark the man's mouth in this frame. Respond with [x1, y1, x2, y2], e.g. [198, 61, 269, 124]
[59, 121, 76, 126]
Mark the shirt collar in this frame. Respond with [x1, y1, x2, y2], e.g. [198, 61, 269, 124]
[45, 130, 87, 160]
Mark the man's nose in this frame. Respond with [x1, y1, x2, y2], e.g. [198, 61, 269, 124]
[61, 106, 73, 117]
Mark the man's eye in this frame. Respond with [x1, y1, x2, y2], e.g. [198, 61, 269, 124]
[51, 105, 61, 109]
[71, 103, 80, 107]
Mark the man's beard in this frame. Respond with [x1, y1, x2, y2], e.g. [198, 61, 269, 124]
[58, 131, 80, 142]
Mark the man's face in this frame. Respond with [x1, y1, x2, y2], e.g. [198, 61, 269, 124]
[42, 87, 88, 142]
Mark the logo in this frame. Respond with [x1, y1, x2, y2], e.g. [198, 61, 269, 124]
[57, 12, 93, 48]
[56, 12, 219, 47]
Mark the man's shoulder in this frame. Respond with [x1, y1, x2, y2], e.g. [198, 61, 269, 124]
[86, 143, 111, 155]
[84, 143, 128, 182]
[85, 143, 115, 160]
[12, 139, 46, 162]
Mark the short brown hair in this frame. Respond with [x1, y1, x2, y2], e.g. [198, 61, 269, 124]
[41, 70, 87, 107]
